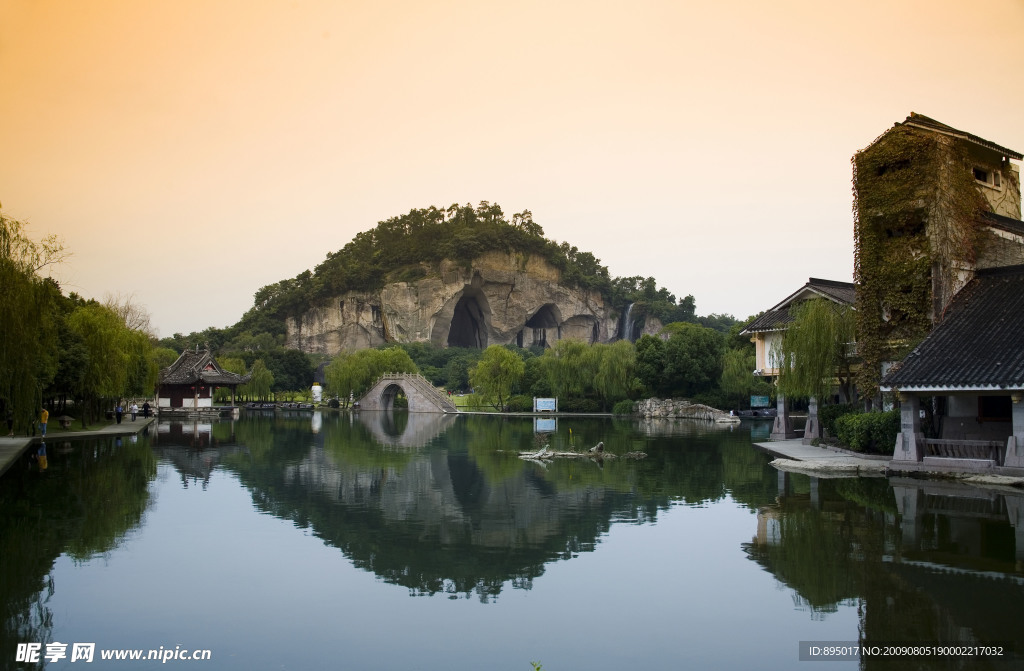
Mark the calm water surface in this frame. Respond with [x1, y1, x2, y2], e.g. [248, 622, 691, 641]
[2, 412, 1022, 670]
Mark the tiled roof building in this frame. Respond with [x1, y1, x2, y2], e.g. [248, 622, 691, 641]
[742, 278, 856, 379]
[883, 265, 1024, 393]
[882, 265, 1024, 471]
[157, 349, 251, 412]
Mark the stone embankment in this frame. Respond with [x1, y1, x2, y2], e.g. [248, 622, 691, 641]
[634, 398, 739, 423]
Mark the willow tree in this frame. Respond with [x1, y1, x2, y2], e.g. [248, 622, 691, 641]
[538, 339, 597, 400]
[242, 360, 275, 402]
[0, 211, 65, 432]
[67, 303, 137, 425]
[593, 340, 637, 409]
[774, 298, 857, 403]
[323, 347, 417, 405]
[469, 345, 525, 410]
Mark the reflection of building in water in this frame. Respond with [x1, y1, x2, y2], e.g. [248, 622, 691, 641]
[892, 478, 1024, 569]
[745, 476, 1024, 667]
[152, 420, 248, 489]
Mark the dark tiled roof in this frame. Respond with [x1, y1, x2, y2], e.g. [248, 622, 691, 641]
[900, 112, 1023, 160]
[982, 211, 1024, 236]
[159, 349, 251, 386]
[741, 278, 856, 334]
[882, 265, 1024, 391]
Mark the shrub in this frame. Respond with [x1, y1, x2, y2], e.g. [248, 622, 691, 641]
[819, 403, 858, 437]
[835, 410, 899, 453]
[612, 399, 636, 416]
[505, 395, 533, 413]
[561, 398, 601, 413]
[692, 390, 732, 412]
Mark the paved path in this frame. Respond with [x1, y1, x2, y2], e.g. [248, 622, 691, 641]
[0, 417, 157, 478]
[753, 438, 890, 476]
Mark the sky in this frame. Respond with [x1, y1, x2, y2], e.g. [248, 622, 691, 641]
[2, 0, 1023, 338]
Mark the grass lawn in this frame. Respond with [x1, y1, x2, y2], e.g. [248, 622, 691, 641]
[450, 393, 497, 411]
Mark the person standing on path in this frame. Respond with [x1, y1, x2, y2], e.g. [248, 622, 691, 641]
[115, 402, 123, 424]
[39, 407, 49, 436]
[130, 401, 138, 421]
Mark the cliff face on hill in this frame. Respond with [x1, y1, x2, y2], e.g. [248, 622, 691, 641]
[285, 251, 662, 354]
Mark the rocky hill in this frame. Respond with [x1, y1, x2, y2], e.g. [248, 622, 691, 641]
[286, 250, 663, 355]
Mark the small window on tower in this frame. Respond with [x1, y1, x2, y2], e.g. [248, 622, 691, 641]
[973, 167, 989, 183]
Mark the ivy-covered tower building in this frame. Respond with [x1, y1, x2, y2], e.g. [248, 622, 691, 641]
[852, 113, 1023, 397]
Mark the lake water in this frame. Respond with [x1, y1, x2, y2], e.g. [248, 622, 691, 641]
[2, 412, 1022, 670]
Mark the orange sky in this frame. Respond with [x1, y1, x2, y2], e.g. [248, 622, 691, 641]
[2, 0, 1023, 336]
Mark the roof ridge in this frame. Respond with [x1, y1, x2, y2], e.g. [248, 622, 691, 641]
[807, 278, 854, 288]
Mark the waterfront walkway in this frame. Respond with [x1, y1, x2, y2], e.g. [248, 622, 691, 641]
[0, 417, 157, 478]
[753, 438, 889, 476]
[754, 437, 1024, 488]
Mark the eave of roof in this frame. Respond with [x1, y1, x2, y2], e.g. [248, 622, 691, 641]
[982, 211, 1024, 236]
[740, 278, 855, 335]
[900, 113, 1023, 160]
[159, 349, 251, 385]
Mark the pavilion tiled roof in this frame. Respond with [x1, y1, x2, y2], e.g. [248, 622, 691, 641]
[159, 349, 251, 386]
[741, 278, 856, 334]
[882, 265, 1024, 392]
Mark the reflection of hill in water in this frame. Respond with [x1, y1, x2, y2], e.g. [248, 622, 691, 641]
[745, 476, 1024, 669]
[155, 413, 779, 601]
[215, 412, 641, 601]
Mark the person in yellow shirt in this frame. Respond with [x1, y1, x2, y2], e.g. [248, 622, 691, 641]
[40, 407, 49, 437]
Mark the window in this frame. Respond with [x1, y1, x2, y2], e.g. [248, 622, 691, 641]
[973, 166, 1002, 189]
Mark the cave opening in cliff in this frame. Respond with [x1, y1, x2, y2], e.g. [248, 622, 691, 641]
[447, 289, 490, 349]
[524, 304, 561, 348]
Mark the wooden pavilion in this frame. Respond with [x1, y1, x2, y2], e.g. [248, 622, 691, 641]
[156, 348, 251, 413]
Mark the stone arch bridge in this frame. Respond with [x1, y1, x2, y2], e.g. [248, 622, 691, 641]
[357, 373, 459, 413]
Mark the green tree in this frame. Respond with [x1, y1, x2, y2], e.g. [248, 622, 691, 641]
[719, 349, 773, 409]
[150, 346, 181, 371]
[662, 323, 725, 397]
[214, 357, 248, 403]
[636, 325, 725, 398]
[67, 303, 137, 425]
[593, 340, 637, 409]
[538, 339, 597, 400]
[774, 298, 857, 402]
[635, 334, 667, 396]
[469, 345, 525, 410]
[0, 211, 64, 431]
[324, 347, 418, 404]
[242, 359, 274, 401]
